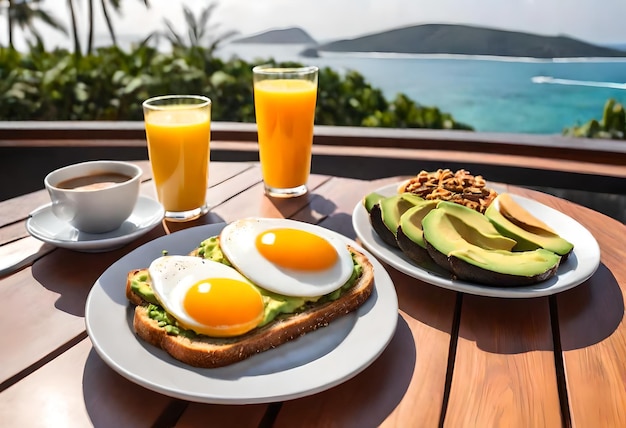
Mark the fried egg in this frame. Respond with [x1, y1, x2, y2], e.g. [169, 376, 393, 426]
[148, 256, 264, 337]
[219, 218, 354, 297]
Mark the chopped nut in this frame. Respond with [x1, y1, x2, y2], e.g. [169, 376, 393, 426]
[398, 168, 497, 213]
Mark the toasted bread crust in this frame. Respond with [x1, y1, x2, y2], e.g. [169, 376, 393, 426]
[128, 246, 375, 368]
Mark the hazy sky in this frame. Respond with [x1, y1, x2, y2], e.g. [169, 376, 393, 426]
[14, 0, 626, 49]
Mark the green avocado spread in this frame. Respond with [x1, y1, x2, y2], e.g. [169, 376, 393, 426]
[130, 235, 363, 338]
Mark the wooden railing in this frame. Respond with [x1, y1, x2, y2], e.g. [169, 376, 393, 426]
[1, 121, 625, 221]
[2, 121, 626, 164]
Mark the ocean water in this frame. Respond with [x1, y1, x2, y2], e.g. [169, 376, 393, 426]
[216, 43, 626, 134]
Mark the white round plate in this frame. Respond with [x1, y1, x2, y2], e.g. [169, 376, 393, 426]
[26, 196, 164, 253]
[352, 183, 601, 298]
[85, 223, 398, 404]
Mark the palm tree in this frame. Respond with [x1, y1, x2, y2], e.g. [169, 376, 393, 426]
[86, 0, 94, 53]
[163, 2, 237, 54]
[6, 0, 66, 49]
[86, 0, 150, 54]
[66, 0, 81, 55]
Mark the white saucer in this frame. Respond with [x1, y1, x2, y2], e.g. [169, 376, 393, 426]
[26, 196, 165, 253]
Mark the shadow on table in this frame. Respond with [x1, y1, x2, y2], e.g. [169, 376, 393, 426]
[82, 347, 275, 427]
[556, 263, 624, 351]
[265, 191, 338, 220]
[82, 348, 174, 427]
[450, 261, 623, 354]
[274, 316, 416, 427]
[30, 225, 167, 317]
[160, 211, 226, 234]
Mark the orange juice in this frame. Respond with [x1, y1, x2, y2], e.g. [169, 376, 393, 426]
[144, 108, 210, 212]
[254, 79, 317, 189]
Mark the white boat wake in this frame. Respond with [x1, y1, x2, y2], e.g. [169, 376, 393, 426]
[532, 75, 626, 89]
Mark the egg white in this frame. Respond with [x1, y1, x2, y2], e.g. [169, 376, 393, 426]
[219, 218, 354, 297]
[148, 255, 257, 333]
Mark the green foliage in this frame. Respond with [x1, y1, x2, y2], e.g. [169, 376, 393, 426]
[0, 45, 472, 130]
[6, 0, 67, 49]
[563, 98, 626, 139]
[161, 3, 238, 53]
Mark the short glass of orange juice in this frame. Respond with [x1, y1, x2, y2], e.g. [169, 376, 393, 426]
[142, 95, 211, 221]
[253, 65, 318, 198]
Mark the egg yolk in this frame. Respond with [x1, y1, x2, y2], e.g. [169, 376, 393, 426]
[255, 228, 338, 271]
[183, 278, 264, 337]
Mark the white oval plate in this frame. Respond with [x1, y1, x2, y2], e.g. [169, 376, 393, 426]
[26, 196, 164, 253]
[85, 223, 398, 404]
[352, 183, 601, 298]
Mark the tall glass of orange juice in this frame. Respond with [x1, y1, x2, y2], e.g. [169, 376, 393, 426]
[253, 65, 318, 198]
[142, 95, 211, 221]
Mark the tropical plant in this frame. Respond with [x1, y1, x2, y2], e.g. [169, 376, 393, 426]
[5, 0, 66, 49]
[66, 0, 81, 56]
[58, 0, 150, 56]
[316, 67, 388, 126]
[86, 0, 150, 54]
[563, 98, 626, 140]
[0, 44, 474, 132]
[161, 3, 238, 53]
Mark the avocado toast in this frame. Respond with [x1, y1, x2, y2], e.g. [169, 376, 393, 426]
[126, 235, 375, 368]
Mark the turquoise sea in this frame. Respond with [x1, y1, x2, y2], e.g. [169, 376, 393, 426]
[216, 43, 626, 134]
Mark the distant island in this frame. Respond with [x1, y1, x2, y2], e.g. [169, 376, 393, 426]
[314, 24, 626, 58]
[232, 27, 316, 44]
[233, 24, 626, 59]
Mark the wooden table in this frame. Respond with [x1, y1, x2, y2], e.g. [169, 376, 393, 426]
[1, 160, 624, 428]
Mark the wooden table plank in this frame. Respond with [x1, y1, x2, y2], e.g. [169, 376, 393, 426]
[190, 169, 332, 227]
[176, 402, 269, 428]
[0, 262, 88, 385]
[275, 268, 457, 428]
[0, 237, 55, 277]
[0, 338, 174, 427]
[0, 188, 49, 229]
[0, 225, 166, 386]
[557, 273, 626, 428]
[444, 296, 562, 428]
[208, 160, 255, 187]
[555, 207, 626, 426]
[2, 334, 271, 428]
[510, 186, 626, 427]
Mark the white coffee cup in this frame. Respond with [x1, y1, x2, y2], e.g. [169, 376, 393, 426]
[44, 160, 142, 233]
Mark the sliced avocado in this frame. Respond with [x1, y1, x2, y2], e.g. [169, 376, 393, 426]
[422, 209, 561, 286]
[259, 294, 309, 326]
[362, 192, 386, 213]
[485, 197, 574, 258]
[131, 273, 160, 305]
[396, 200, 439, 265]
[435, 201, 517, 251]
[196, 236, 232, 265]
[497, 193, 556, 234]
[370, 193, 424, 247]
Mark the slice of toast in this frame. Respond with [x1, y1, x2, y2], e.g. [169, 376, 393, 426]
[126, 245, 375, 368]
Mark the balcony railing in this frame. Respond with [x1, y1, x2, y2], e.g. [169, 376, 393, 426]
[1, 121, 625, 221]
